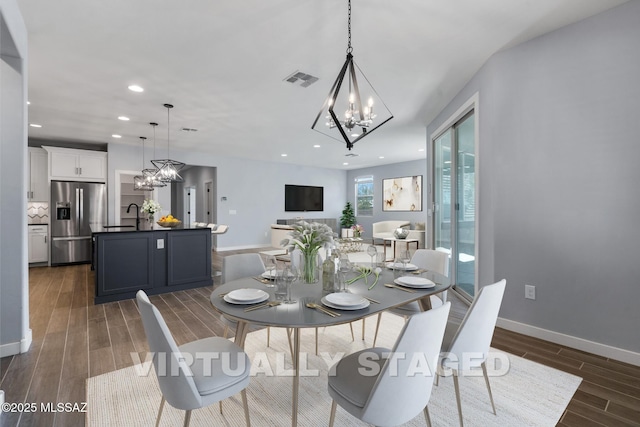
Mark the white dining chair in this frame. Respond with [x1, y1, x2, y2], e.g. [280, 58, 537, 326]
[372, 248, 450, 346]
[439, 279, 506, 427]
[136, 290, 251, 427]
[220, 253, 273, 344]
[328, 302, 451, 427]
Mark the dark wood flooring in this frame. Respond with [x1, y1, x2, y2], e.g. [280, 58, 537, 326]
[1, 249, 639, 426]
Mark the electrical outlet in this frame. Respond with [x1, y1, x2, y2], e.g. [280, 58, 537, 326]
[157, 239, 164, 249]
[525, 284, 536, 300]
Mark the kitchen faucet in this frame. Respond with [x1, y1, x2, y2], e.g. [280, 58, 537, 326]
[126, 203, 140, 230]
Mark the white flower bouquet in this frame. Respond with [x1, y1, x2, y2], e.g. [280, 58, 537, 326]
[281, 221, 336, 283]
[141, 199, 161, 216]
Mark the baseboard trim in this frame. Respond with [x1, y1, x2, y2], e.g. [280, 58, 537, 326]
[21, 328, 32, 353]
[0, 328, 32, 358]
[497, 318, 640, 367]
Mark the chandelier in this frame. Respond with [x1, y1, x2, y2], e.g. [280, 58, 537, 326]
[142, 122, 167, 188]
[311, 0, 393, 150]
[152, 103, 184, 183]
[133, 137, 154, 191]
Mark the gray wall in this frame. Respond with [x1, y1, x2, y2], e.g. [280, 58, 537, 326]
[1, 0, 30, 356]
[108, 144, 347, 250]
[428, 1, 640, 355]
[346, 159, 427, 239]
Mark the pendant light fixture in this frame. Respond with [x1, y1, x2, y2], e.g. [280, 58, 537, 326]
[152, 103, 184, 183]
[134, 137, 154, 191]
[311, 0, 393, 150]
[143, 122, 167, 188]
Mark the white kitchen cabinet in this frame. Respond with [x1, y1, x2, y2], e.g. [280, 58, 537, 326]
[28, 224, 49, 263]
[44, 146, 107, 182]
[28, 147, 49, 201]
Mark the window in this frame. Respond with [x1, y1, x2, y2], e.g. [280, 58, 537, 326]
[355, 176, 373, 216]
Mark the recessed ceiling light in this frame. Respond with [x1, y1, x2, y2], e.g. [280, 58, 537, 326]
[27, 101, 31, 105]
[313, 145, 321, 148]
[112, 134, 122, 138]
[281, 154, 288, 157]
[418, 148, 425, 152]
[118, 116, 130, 121]
[128, 85, 144, 93]
[29, 123, 42, 128]
[343, 162, 349, 166]
[379, 156, 385, 159]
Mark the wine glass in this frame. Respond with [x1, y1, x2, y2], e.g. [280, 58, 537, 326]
[338, 253, 351, 292]
[283, 264, 297, 304]
[399, 249, 411, 271]
[265, 256, 277, 287]
[367, 244, 377, 269]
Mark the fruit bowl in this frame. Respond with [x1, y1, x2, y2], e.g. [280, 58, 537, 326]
[157, 220, 182, 228]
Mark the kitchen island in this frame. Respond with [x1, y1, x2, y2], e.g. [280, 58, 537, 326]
[92, 226, 212, 304]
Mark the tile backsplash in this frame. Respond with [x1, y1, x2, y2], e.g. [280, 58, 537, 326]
[28, 202, 49, 224]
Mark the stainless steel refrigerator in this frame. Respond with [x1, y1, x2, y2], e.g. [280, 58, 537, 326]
[51, 180, 107, 265]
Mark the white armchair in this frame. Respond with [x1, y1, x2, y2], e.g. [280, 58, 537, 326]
[371, 220, 410, 243]
[270, 224, 294, 249]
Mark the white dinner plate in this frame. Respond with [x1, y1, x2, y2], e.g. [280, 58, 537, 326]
[325, 292, 367, 307]
[395, 276, 436, 288]
[385, 262, 418, 271]
[224, 293, 269, 305]
[321, 296, 370, 311]
[226, 288, 269, 302]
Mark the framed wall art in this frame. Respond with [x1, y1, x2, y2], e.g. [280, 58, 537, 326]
[382, 175, 422, 211]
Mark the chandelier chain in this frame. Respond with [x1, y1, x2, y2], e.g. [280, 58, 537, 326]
[346, 0, 352, 54]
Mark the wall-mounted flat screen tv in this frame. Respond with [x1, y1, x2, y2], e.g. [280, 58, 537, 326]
[285, 184, 324, 212]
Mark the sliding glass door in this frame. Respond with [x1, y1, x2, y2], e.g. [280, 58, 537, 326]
[433, 110, 476, 298]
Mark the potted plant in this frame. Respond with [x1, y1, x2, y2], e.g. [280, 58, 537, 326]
[340, 202, 356, 237]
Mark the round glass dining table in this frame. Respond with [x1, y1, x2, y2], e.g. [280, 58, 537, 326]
[210, 266, 449, 426]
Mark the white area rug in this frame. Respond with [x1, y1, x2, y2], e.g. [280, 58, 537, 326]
[87, 313, 581, 426]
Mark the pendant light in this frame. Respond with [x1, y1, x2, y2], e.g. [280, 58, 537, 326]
[143, 122, 167, 188]
[152, 103, 184, 183]
[311, 0, 393, 150]
[134, 137, 154, 191]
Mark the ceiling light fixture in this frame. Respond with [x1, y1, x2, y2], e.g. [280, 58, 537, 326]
[143, 122, 166, 188]
[128, 84, 144, 92]
[118, 116, 130, 121]
[311, 0, 392, 150]
[134, 137, 154, 191]
[152, 104, 184, 183]
[29, 123, 42, 128]
[112, 134, 122, 138]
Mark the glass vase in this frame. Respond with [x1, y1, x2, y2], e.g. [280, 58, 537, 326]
[302, 249, 320, 284]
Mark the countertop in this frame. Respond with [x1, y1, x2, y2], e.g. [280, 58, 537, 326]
[91, 225, 205, 234]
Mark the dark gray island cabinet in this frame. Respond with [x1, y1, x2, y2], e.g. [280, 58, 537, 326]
[92, 227, 212, 304]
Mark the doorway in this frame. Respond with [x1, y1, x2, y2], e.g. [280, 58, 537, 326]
[432, 103, 477, 299]
[183, 186, 196, 227]
[204, 181, 214, 224]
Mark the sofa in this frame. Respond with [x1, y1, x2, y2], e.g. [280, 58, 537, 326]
[372, 220, 411, 244]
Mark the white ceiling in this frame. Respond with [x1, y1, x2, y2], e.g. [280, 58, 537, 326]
[18, 0, 627, 170]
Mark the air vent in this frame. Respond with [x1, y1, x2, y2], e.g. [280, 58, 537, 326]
[345, 153, 359, 157]
[181, 127, 198, 132]
[283, 70, 319, 88]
